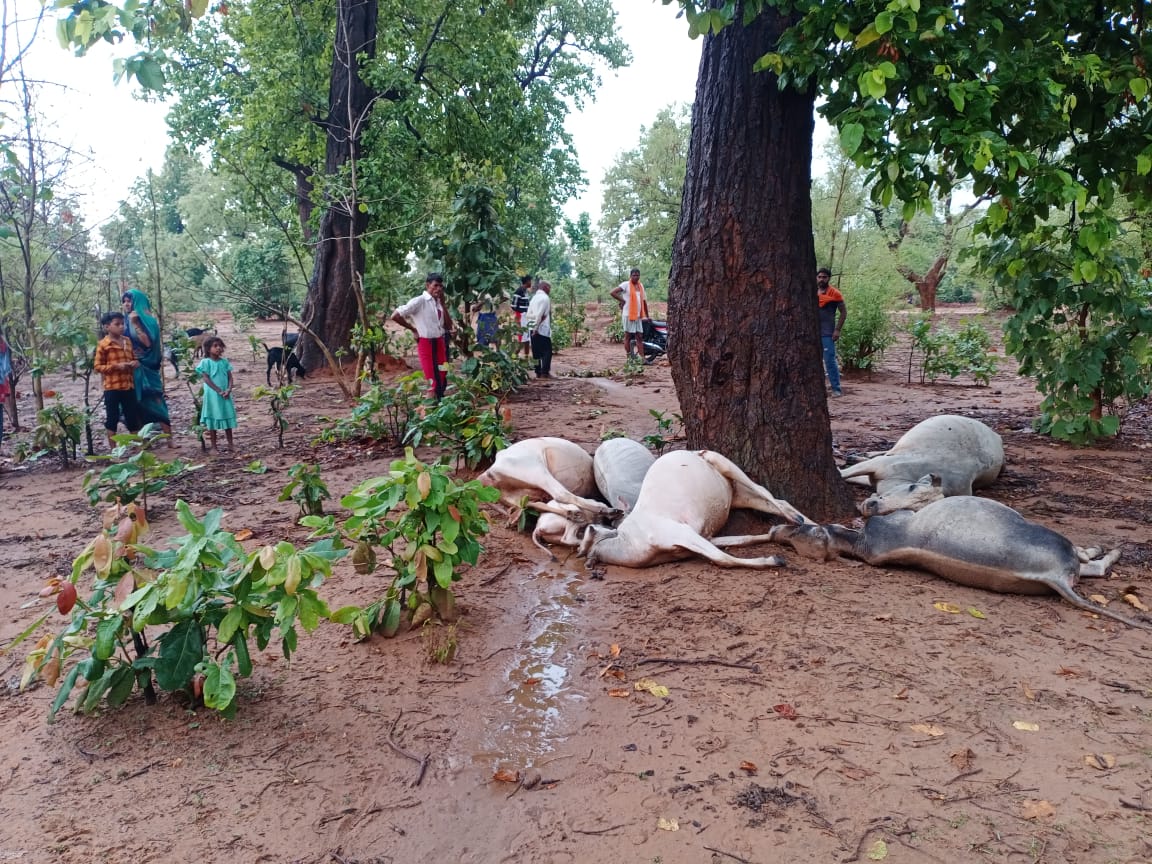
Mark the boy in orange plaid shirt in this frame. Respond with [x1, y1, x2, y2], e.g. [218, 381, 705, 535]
[94, 311, 142, 447]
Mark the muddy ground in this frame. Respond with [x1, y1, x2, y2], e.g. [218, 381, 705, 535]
[1, 305, 1150, 864]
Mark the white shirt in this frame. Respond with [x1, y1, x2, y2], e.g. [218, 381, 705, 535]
[526, 290, 551, 338]
[394, 291, 446, 339]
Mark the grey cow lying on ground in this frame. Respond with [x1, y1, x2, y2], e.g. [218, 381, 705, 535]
[841, 415, 1004, 515]
[768, 497, 1152, 631]
[577, 449, 812, 569]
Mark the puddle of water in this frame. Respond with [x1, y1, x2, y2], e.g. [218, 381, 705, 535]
[474, 563, 588, 769]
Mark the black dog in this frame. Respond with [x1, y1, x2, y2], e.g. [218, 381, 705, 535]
[264, 333, 306, 386]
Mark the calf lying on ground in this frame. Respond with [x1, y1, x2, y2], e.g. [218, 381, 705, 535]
[532, 438, 655, 556]
[768, 497, 1152, 631]
[478, 437, 619, 527]
[264, 333, 306, 385]
[841, 415, 1004, 515]
[577, 450, 812, 569]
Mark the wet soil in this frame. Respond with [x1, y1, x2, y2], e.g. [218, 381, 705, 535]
[1, 305, 1150, 864]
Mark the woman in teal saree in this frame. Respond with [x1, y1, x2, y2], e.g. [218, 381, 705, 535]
[121, 289, 174, 443]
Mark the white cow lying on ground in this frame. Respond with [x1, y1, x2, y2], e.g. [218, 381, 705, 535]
[768, 497, 1152, 631]
[532, 438, 655, 557]
[841, 415, 1004, 515]
[577, 450, 812, 569]
[477, 437, 617, 524]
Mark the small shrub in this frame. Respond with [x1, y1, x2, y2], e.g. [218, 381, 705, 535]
[83, 425, 199, 512]
[317, 373, 425, 446]
[253, 383, 298, 449]
[906, 315, 999, 386]
[838, 283, 899, 372]
[604, 316, 624, 344]
[405, 391, 511, 468]
[31, 399, 85, 466]
[23, 501, 345, 719]
[641, 409, 682, 455]
[311, 450, 500, 639]
[279, 463, 331, 516]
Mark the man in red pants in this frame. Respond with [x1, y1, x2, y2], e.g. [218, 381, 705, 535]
[392, 272, 454, 399]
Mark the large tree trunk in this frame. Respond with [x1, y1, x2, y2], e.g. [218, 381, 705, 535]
[898, 254, 949, 312]
[668, 6, 854, 521]
[298, 0, 377, 371]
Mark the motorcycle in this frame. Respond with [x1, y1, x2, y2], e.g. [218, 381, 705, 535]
[642, 318, 669, 363]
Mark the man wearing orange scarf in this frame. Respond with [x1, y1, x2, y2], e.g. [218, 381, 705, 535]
[610, 268, 650, 360]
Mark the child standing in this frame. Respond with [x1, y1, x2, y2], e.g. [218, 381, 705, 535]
[93, 311, 141, 448]
[196, 337, 238, 452]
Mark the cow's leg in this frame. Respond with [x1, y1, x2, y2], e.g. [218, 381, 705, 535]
[1075, 545, 1103, 562]
[697, 451, 813, 525]
[1077, 547, 1121, 578]
[710, 533, 779, 548]
[662, 523, 786, 568]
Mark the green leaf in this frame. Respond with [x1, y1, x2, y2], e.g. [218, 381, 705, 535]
[203, 659, 237, 710]
[153, 619, 204, 691]
[834, 22, 851, 41]
[381, 600, 402, 638]
[48, 664, 83, 723]
[433, 558, 454, 589]
[1078, 259, 1098, 282]
[855, 23, 881, 47]
[217, 606, 244, 645]
[1131, 77, 1149, 101]
[866, 73, 887, 100]
[105, 665, 136, 706]
[330, 605, 363, 625]
[134, 57, 166, 91]
[839, 123, 864, 156]
[94, 616, 122, 661]
[875, 11, 894, 34]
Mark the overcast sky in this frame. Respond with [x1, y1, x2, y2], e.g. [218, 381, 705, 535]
[18, 3, 700, 230]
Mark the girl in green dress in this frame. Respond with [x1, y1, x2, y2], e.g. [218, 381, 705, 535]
[196, 337, 238, 452]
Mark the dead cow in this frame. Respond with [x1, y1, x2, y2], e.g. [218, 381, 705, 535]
[577, 450, 812, 569]
[533, 438, 655, 557]
[841, 415, 1004, 515]
[477, 437, 617, 525]
[768, 497, 1152, 631]
[593, 437, 655, 513]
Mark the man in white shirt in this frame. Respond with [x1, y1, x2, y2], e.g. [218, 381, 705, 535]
[526, 280, 553, 378]
[391, 272, 453, 398]
[610, 268, 650, 360]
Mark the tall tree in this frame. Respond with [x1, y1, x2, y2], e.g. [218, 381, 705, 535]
[667, 9, 852, 518]
[599, 103, 690, 298]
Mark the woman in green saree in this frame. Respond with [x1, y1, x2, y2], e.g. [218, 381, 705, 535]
[121, 289, 174, 444]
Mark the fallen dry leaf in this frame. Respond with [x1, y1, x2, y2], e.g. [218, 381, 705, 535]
[1055, 666, 1081, 678]
[933, 602, 962, 614]
[892, 687, 909, 700]
[867, 839, 889, 860]
[634, 679, 670, 698]
[1122, 593, 1149, 612]
[950, 748, 975, 770]
[234, 528, 254, 542]
[656, 817, 679, 831]
[773, 703, 798, 720]
[607, 688, 630, 698]
[523, 677, 541, 687]
[1012, 720, 1039, 732]
[739, 761, 757, 775]
[1020, 799, 1055, 820]
[1019, 681, 1036, 702]
[493, 768, 520, 784]
[1089, 594, 1108, 606]
[967, 607, 986, 619]
[909, 723, 945, 737]
[610, 644, 621, 658]
[1083, 753, 1116, 770]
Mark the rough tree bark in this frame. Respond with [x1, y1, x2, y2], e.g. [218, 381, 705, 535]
[668, 7, 854, 521]
[297, 0, 377, 371]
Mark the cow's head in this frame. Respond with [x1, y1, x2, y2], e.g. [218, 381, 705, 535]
[859, 473, 944, 516]
[576, 523, 616, 562]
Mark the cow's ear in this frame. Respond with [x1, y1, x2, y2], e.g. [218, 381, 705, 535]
[928, 473, 943, 488]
